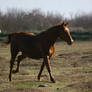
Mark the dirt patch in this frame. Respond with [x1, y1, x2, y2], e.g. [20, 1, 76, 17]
[0, 88, 44, 92]
[0, 56, 6, 61]
[0, 41, 92, 92]
[59, 81, 92, 92]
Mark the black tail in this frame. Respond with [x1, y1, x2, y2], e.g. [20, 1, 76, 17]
[5, 34, 11, 44]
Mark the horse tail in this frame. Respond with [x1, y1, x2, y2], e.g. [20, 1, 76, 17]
[5, 34, 11, 44]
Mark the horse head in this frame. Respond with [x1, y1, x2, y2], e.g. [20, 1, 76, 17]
[58, 22, 74, 45]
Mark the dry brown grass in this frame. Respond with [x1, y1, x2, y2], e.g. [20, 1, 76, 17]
[0, 41, 92, 92]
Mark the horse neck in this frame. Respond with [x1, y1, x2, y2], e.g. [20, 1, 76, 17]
[44, 27, 60, 45]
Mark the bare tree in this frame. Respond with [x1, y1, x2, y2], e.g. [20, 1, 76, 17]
[0, 8, 63, 33]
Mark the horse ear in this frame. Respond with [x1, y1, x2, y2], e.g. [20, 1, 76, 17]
[64, 22, 69, 26]
[61, 22, 69, 26]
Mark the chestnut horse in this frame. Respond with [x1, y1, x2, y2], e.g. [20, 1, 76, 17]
[6, 22, 73, 83]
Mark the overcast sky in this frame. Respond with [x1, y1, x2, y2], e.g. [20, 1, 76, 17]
[0, 0, 92, 18]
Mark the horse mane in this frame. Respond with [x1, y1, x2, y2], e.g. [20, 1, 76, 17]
[41, 22, 66, 34]
[37, 23, 61, 37]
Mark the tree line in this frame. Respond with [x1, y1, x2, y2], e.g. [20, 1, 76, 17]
[0, 8, 92, 33]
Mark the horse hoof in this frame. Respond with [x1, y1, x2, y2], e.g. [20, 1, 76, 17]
[51, 78, 56, 83]
[52, 80, 56, 83]
[38, 74, 41, 81]
[9, 79, 11, 82]
[38, 77, 40, 81]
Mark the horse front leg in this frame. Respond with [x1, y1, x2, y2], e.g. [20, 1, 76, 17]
[44, 56, 55, 83]
[38, 61, 45, 81]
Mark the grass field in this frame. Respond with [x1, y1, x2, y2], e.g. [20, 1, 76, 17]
[0, 41, 92, 92]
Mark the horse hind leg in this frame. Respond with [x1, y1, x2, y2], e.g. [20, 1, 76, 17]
[12, 55, 25, 73]
[9, 44, 18, 81]
[9, 54, 18, 81]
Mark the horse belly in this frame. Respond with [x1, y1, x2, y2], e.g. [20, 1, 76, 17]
[24, 49, 44, 59]
[20, 43, 44, 59]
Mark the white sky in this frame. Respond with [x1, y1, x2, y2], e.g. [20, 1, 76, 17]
[0, 0, 92, 18]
